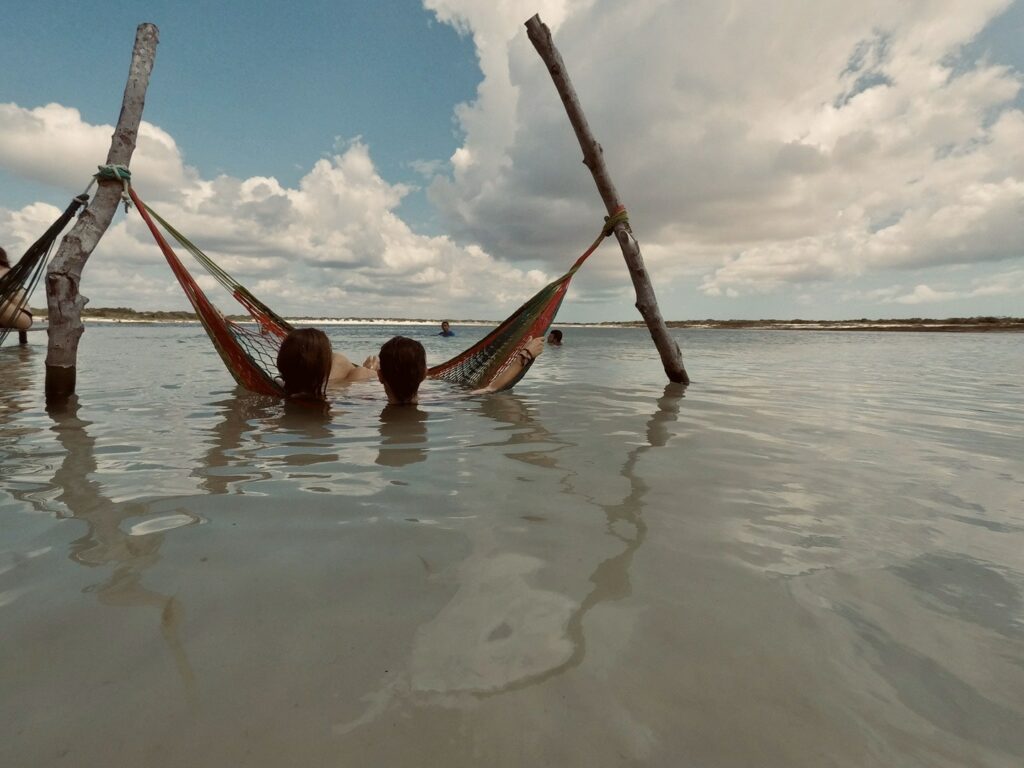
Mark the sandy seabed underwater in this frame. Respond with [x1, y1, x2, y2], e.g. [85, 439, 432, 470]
[2, 323, 1023, 767]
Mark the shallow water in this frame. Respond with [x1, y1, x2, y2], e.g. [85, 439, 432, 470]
[1, 324, 1023, 767]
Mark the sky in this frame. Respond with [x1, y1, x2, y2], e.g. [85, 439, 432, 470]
[1, 0, 1023, 322]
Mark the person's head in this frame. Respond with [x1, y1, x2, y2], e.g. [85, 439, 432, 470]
[547, 329, 563, 345]
[276, 328, 333, 400]
[0, 246, 9, 269]
[378, 336, 427, 405]
[441, 320, 450, 333]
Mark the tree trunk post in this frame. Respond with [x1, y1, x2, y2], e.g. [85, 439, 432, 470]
[45, 23, 159, 402]
[525, 14, 689, 385]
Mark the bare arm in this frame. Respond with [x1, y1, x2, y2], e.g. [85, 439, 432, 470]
[475, 336, 545, 394]
[328, 352, 379, 384]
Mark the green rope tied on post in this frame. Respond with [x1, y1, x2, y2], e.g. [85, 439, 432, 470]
[82, 164, 133, 213]
[602, 206, 629, 237]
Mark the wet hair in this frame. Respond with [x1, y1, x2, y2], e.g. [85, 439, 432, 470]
[276, 328, 332, 401]
[548, 329, 563, 342]
[0, 247, 9, 269]
[441, 320, 450, 328]
[379, 336, 427, 404]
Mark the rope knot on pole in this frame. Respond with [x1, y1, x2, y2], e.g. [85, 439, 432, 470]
[602, 206, 629, 237]
[94, 164, 133, 212]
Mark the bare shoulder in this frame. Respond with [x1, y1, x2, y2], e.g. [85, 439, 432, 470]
[328, 352, 356, 383]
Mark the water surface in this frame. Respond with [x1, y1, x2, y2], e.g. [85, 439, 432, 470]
[2, 325, 1023, 766]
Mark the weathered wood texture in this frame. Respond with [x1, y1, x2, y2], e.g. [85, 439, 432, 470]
[45, 23, 159, 401]
[525, 15, 689, 384]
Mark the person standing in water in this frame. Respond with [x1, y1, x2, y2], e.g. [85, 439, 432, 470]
[438, 320, 455, 337]
[547, 329, 563, 346]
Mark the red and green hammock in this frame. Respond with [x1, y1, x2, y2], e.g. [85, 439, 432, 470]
[426, 211, 624, 390]
[130, 188, 290, 396]
[131, 186, 623, 394]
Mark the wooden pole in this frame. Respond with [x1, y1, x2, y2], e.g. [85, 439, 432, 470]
[45, 23, 159, 402]
[525, 15, 689, 384]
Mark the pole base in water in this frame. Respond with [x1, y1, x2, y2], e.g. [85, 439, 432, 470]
[45, 365, 77, 403]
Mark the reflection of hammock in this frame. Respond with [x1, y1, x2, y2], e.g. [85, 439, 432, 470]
[130, 188, 290, 396]
[0, 195, 88, 347]
[132, 185, 621, 394]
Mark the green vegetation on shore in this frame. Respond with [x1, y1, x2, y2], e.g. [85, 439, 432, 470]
[28, 307, 1023, 331]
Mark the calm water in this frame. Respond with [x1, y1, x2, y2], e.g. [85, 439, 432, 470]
[1, 324, 1023, 767]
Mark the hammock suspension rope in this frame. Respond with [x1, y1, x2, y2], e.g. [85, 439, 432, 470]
[130, 179, 623, 394]
[426, 204, 628, 390]
[129, 186, 291, 396]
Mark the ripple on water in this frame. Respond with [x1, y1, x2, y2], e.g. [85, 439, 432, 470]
[1, 325, 1023, 767]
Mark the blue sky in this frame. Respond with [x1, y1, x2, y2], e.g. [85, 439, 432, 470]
[2, 0, 1023, 321]
[0, 0, 477, 223]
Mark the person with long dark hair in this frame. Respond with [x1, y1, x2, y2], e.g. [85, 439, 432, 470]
[276, 329, 544, 404]
[275, 328, 378, 401]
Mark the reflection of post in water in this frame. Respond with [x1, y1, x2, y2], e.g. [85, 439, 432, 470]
[580, 383, 687, 614]
[196, 392, 283, 494]
[476, 383, 687, 696]
[0, 345, 35, 420]
[46, 397, 197, 705]
[376, 405, 429, 467]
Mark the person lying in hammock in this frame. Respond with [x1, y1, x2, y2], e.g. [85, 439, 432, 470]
[0, 247, 34, 332]
[276, 328, 545, 404]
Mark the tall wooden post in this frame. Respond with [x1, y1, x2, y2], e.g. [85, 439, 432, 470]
[45, 23, 159, 402]
[525, 14, 689, 384]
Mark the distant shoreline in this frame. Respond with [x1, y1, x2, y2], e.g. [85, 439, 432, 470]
[26, 308, 1024, 332]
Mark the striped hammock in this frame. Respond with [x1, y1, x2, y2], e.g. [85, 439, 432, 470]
[0, 195, 88, 347]
[132, 187, 620, 394]
[427, 215, 621, 390]
[130, 188, 290, 396]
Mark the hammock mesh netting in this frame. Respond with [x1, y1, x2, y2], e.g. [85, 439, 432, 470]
[0, 195, 88, 347]
[132, 185, 622, 395]
[427, 210, 624, 390]
[130, 188, 291, 396]
[426, 236, 601, 390]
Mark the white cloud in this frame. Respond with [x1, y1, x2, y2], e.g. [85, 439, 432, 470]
[0, 105, 547, 319]
[968, 268, 1024, 297]
[422, 0, 1024, 313]
[4, 2, 1024, 321]
[0, 102, 199, 200]
[891, 284, 958, 304]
